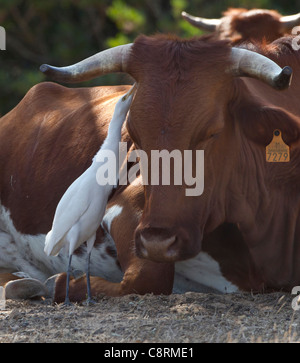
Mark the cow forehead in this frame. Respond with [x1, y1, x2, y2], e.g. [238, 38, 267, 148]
[239, 9, 280, 19]
[128, 78, 227, 140]
[127, 36, 232, 144]
[223, 8, 280, 20]
[128, 35, 232, 82]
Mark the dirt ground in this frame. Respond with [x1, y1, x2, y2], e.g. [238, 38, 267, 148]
[0, 291, 299, 343]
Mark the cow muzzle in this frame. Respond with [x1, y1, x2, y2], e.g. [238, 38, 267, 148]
[135, 226, 198, 262]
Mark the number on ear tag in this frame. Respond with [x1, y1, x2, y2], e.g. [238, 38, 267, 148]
[266, 130, 290, 162]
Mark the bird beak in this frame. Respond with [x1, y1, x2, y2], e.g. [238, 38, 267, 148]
[122, 83, 137, 101]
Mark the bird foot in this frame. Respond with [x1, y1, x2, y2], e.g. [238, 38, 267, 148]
[82, 298, 96, 306]
[62, 298, 73, 307]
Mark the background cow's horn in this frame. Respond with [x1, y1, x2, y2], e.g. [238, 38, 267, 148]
[230, 48, 292, 90]
[181, 11, 221, 31]
[280, 12, 300, 31]
[40, 43, 133, 83]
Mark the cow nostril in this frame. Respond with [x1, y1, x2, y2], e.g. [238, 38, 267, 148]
[138, 232, 178, 261]
[138, 236, 149, 258]
[165, 237, 178, 258]
[140, 234, 176, 247]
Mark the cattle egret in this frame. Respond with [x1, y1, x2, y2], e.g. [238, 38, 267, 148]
[44, 84, 136, 305]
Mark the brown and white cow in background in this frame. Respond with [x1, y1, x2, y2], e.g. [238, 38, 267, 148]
[182, 8, 300, 44]
[1, 31, 300, 303]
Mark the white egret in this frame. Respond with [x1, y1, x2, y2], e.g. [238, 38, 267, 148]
[44, 84, 136, 305]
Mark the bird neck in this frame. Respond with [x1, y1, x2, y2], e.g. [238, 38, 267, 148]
[106, 118, 123, 144]
[91, 115, 125, 167]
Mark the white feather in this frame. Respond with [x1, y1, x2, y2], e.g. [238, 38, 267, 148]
[44, 84, 136, 258]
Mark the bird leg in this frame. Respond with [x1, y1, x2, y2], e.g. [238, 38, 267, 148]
[83, 236, 96, 305]
[84, 251, 96, 305]
[64, 254, 73, 306]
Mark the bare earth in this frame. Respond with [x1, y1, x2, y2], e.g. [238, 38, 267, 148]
[0, 291, 299, 343]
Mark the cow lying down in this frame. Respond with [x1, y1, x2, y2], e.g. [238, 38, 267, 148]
[182, 8, 300, 44]
[0, 33, 300, 303]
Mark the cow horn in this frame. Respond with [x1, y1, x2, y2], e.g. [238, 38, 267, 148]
[181, 11, 221, 32]
[40, 44, 133, 83]
[230, 48, 292, 90]
[280, 12, 300, 31]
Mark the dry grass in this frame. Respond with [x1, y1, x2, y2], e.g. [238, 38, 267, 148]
[0, 291, 299, 343]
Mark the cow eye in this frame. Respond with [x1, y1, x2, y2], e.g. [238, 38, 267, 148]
[208, 128, 223, 139]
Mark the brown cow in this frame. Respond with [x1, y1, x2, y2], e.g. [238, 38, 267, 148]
[1, 34, 300, 303]
[34, 34, 300, 302]
[182, 8, 300, 44]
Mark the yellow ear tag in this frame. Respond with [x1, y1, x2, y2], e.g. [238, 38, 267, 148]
[266, 130, 290, 162]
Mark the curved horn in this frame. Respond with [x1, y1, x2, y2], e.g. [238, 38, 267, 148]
[40, 44, 133, 83]
[181, 11, 221, 32]
[230, 48, 292, 90]
[280, 12, 300, 31]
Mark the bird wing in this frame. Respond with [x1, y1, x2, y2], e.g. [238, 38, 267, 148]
[45, 83, 136, 257]
[44, 171, 93, 256]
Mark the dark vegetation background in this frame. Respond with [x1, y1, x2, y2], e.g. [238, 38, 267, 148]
[0, 0, 300, 115]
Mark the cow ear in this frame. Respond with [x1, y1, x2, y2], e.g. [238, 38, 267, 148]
[234, 102, 300, 146]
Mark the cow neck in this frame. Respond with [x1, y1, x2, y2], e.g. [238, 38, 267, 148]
[223, 82, 300, 289]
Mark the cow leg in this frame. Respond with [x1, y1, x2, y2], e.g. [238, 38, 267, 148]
[0, 272, 49, 300]
[4, 278, 49, 300]
[0, 273, 22, 286]
[1, 273, 49, 300]
[51, 257, 174, 303]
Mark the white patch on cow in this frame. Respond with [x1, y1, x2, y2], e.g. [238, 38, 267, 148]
[0, 203, 65, 280]
[102, 205, 123, 233]
[89, 231, 123, 282]
[174, 252, 239, 294]
[0, 202, 123, 283]
[0, 201, 236, 294]
[0, 230, 18, 271]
